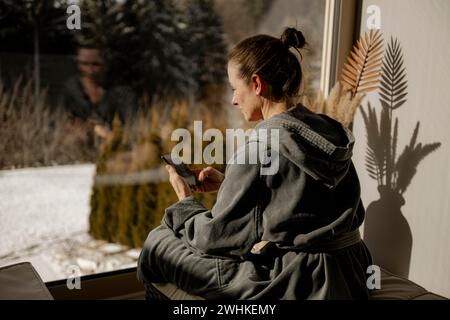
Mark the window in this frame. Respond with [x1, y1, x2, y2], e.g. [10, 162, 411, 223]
[0, 0, 330, 282]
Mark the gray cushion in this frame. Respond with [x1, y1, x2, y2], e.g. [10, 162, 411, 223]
[370, 268, 447, 300]
[0, 262, 54, 300]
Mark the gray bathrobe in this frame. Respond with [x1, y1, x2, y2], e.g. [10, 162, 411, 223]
[137, 104, 372, 299]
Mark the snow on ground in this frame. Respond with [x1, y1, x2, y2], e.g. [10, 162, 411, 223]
[0, 164, 139, 282]
[0, 164, 93, 258]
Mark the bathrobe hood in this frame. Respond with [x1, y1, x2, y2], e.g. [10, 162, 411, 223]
[255, 104, 355, 189]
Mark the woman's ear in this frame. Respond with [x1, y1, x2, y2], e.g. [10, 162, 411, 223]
[251, 74, 265, 96]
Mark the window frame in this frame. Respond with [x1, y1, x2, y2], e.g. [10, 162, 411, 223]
[1, 1, 364, 286]
[49, 0, 365, 284]
[320, 0, 363, 97]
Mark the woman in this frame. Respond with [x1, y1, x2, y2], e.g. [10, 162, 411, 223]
[137, 28, 373, 300]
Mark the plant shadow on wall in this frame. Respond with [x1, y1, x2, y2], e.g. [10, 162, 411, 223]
[305, 32, 442, 279]
[361, 38, 441, 278]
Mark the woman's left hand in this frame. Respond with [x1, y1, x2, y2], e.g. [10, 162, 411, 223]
[165, 165, 193, 201]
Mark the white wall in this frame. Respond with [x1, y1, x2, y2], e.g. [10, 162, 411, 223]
[354, 0, 450, 297]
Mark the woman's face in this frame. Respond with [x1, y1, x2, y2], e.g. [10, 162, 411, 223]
[227, 61, 263, 122]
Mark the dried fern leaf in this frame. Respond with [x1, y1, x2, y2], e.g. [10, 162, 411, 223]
[341, 29, 384, 98]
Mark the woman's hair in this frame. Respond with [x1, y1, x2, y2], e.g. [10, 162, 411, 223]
[228, 28, 306, 102]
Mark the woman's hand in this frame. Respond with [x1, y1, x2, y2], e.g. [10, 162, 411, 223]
[165, 165, 192, 201]
[192, 166, 225, 193]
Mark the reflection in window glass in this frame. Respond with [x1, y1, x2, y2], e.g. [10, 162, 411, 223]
[0, 0, 325, 282]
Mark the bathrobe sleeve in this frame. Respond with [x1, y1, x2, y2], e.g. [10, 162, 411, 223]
[162, 143, 263, 258]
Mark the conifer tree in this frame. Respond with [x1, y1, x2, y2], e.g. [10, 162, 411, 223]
[0, 0, 74, 96]
[181, 0, 227, 101]
[78, 0, 194, 103]
[89, 115, 125, 241]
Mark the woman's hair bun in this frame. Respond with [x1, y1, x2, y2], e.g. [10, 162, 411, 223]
[280, 28, 306, 49]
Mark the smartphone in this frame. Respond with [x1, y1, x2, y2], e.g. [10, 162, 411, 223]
[161, 154, 197, 188]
